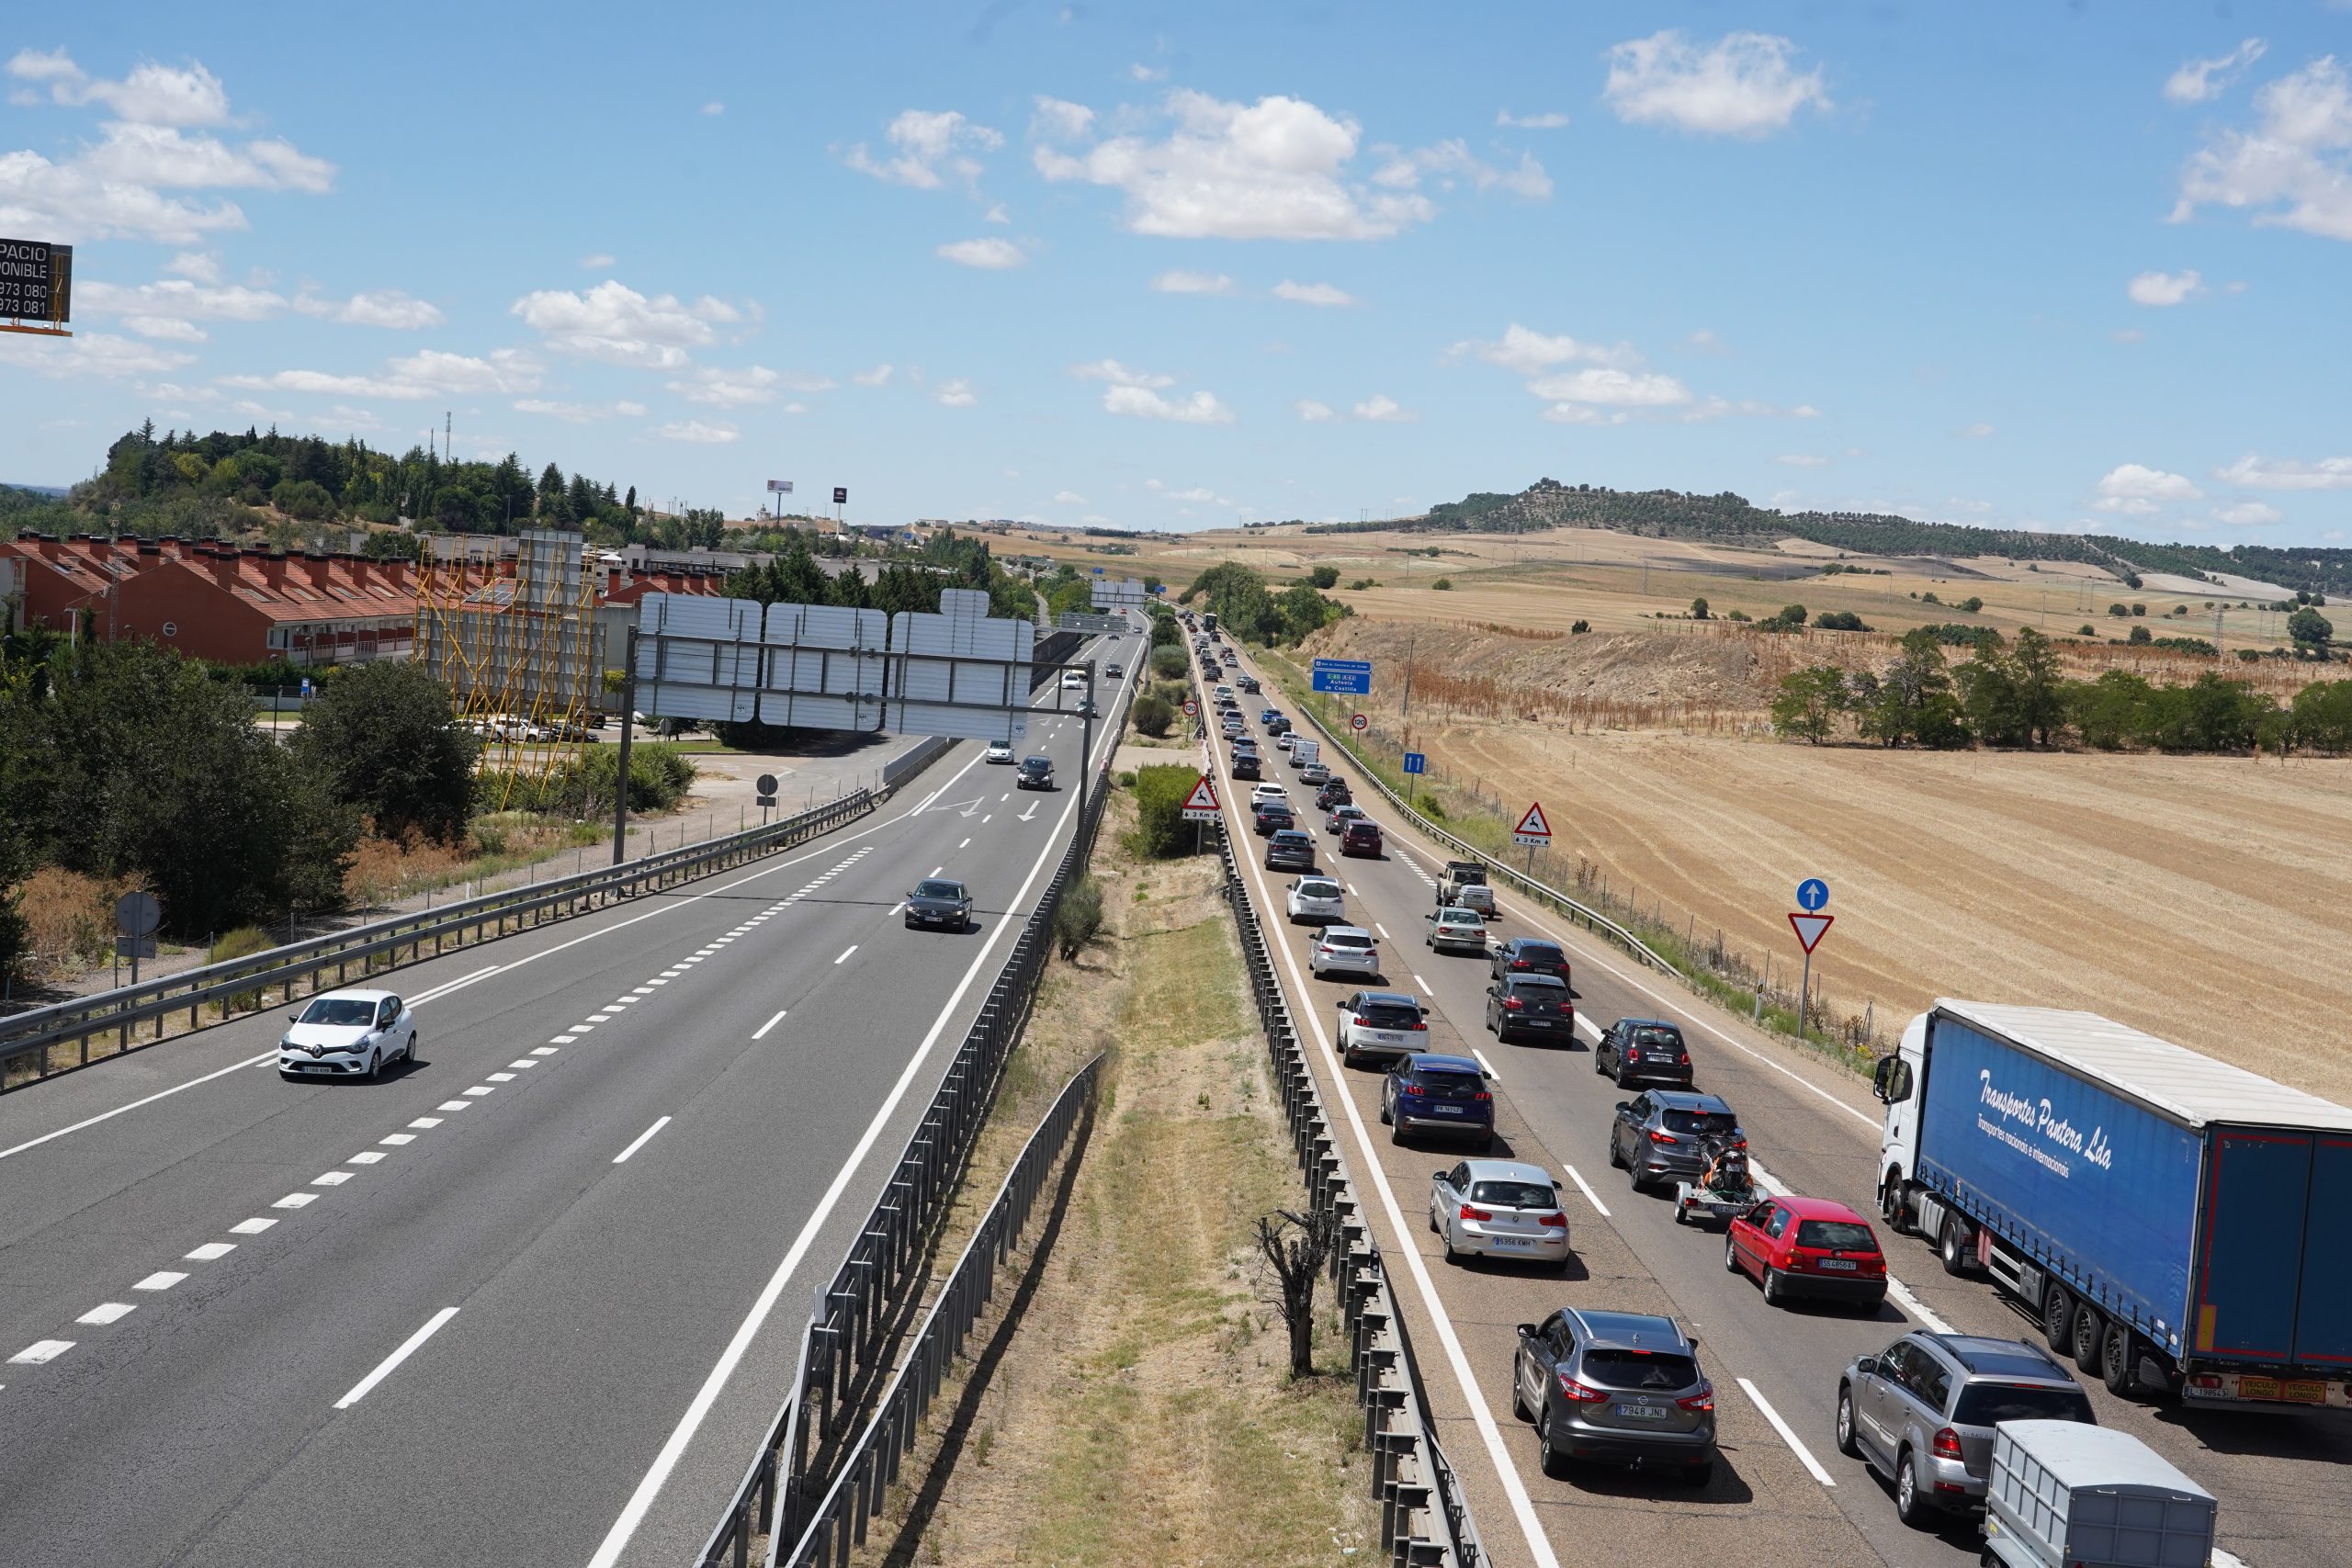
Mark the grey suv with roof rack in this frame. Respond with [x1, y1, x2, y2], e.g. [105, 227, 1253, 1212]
[1836, 1332, 2095, 1527]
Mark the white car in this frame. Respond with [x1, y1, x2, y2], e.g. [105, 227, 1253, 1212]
[1275, 732, 1296, 751]
[1308, 925, 1382, 981]
[279, 988, 416, 1081]
[984, 739, 1016, 763]
[1336, 989, 1429, 1067]
[1285, 876, 1347, 925]
[1059, 671, 1089, 691]
[1429, 1158, 1571, 1266]
[1250, 782, 1289, 808]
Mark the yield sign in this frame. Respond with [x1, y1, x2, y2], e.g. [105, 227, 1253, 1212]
[1788, 912, 1834, 953]
[1511, 801, 1553, 847]
[1181, 774, 1222, 822]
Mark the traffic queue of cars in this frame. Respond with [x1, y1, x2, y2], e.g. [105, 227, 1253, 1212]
[1214, 644, 2109, 1527]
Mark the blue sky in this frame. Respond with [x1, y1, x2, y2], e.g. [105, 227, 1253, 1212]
[4, 3, 2349, 546]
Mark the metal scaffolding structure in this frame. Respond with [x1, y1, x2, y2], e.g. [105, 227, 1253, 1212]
[414, 530, 601, 807]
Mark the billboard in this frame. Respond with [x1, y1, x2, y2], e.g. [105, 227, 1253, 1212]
[0, 238, 72, 326]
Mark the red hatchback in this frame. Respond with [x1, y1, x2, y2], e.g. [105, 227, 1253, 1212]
[1724, 1195, 1886, 1311]
[1340, 820, 1385, 858]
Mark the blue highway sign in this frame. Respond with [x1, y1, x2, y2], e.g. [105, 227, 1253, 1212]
[1797, 878, 1829, 911]
[1403, 751, 1426, 775]
[1311, 657, 1374, 695]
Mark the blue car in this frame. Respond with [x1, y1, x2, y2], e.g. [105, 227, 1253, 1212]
[1380, 1053, 1496, 1149]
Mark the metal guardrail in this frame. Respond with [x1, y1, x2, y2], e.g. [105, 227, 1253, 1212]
[694, 769, 1114, 1568]
[773, 1053, 1102, 1567]
[0, 791, 876, 1092]
[1216, 822, 1484, 1568]
[1282, 688, 1675, 975]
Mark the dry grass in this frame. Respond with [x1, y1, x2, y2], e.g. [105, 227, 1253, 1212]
[18, 865, 147, 978]
[853, 789, 1375, 1567]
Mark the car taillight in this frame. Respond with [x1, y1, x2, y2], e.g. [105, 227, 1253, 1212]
[1679, 1382, 1716, 1413]
[1510, 959, 1530, 969]
[1472, 1090, 1490, 1101]
[1679, 1054, 1690, 1064]
[1932, 1427, 1963, 1460]
[1555, 1373, 1606, 1404]
[1648, 1130, 1679, 1145]
[1353, 1016, 1374, 1028]
[1539, 1212, 1568, 1228]
[2188, 1374, 2223, 1390]
[1502, 997, 1524, 1011]
[1402, 1083, 1425, 1096]
[1410, 1020, 1428, 1031]
[1459, 1204, 1493, 1222]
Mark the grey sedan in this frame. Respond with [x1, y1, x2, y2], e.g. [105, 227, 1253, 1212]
[903, 878, 973, 931]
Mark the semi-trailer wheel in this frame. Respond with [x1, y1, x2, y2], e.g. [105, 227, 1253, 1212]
[2071, 1303, 2106, 1375]
[2042, 1280, 2074, 1352]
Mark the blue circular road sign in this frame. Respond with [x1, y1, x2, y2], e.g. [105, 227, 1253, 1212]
[1797, 878, 1829, 911]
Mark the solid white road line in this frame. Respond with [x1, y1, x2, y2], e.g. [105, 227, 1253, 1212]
[834, 945, 857, 964]
[1885, 1275, 1956, 1335]
[0, 1048, 279, 1164]
[334, 1307, 459, 1410]
[1562, 1164, 1611, 1219]
[1736, 1377, 1838, 1486]
[584, 765, 1088, 1568]
[752, 1010, 788, 1041]
[406, 964, 504, 1006]
[612, 1115, 672, 1165]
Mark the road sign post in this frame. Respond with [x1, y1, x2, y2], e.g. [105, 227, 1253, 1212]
[1788, 911, 1834, 1041]
[1181, 773, 1221, 857]
[1512, 801, 1553, 875]
[114, 890, 160, 987]
[756, 771, 779, 822]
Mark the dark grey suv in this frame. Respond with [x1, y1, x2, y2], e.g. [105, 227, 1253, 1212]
[1607, 1090, 1742, 1191]
[1512, 1308, 1716, 1484]
[1835, 1333, 2094, 1527]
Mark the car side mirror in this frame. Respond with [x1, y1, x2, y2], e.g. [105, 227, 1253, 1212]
[1483, 1069, 1496, 1081]
[1515, 1323, 1537, 1338]
[1855, 1356, 1877, 1376]
[1614, 1101, 1633, 1114]
[1553, 1178, 1565, 1189]
[288, 1010, 300, 1021]
[1432, 1169, 1448, 1181]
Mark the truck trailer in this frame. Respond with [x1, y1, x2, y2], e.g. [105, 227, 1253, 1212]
[1872, 1001, 2352, 1408]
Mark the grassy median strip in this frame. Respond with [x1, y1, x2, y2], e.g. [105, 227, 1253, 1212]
[849, 785, 1374, 1567]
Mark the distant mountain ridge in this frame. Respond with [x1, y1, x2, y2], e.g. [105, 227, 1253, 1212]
[1304, 478, 2350, 598]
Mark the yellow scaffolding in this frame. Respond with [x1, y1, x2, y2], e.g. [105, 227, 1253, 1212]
[413, 530, 601, 808]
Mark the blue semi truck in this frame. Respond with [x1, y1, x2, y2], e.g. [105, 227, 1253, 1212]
[1871, 1001, 2352, 1409]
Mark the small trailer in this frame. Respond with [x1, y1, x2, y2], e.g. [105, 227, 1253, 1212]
[1983, 1420, 2215, 1568]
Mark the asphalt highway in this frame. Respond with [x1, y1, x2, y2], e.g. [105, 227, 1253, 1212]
[0, 620, 1140, 1568]
[1205, 643, 2334, 1568]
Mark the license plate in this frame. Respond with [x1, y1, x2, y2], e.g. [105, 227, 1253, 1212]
[1491, 1237, 1532, 1248]
[1430, 1104, 1464, 1115]
[1819, 1259, 1858, 1271]
[1524, 1019, 1555, 1028]
[1616, 1404, 1667, 1420]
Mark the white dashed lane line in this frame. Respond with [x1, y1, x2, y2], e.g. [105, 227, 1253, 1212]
[134, 1271, 187, 1292]
[752, 1010, 787, 1041]
[834, 945, 858, 964]
[1736, 1377, 1838, 1487]
[76, 1303, 136, 1325]
[334, 1307, 459, 1410]
[612, 1116, 672, 1165]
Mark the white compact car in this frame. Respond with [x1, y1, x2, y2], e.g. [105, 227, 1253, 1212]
[1308, 925, 1382, 980]
[1250, 782, 1289, 808]
[1429, 1159, 1571, 1266]
[984, 739, 1016, 763]
[1285, 876, 1347, 925]
[1335, 990, 1429, 1067]
[279, 988, 416, 1080]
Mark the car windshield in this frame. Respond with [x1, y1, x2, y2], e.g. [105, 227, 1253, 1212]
[1794, 1220, 1878, 1251]
[1440, 913, 1480, 928]
[1631, 1026, 1683, 1047]
[1359, 1003, 1420, 1029]
[1951, 1384, 2095, 1426]
[1022, 757, 1049, 769]
[1324, 931, 1372, 948]
[1299, 882, 1341, 898]
[298, 998, 376, 1027]
[914, 881, 964, 899]
[1273, 831, 1309, 846]
[1516, 944, 1564, 964]
[1470, 1180, 1555, 1209]
[1662, 1110, 1738, 1136]
[1582, 1349, 1698, 1391]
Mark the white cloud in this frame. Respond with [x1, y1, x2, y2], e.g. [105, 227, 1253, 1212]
[2092, 496, 2160, 517]
[983, 202, 1010, 224]
[1680, 398, 1817, 421]
[1774, 454, 1829, 467]
[1295, 399, 1338, 423]
[1352, 394, 1417, 423]
[580, 253, 616, 268]
[1497, 108, 1569, 130]
[0, 97, 335, 243]
[1052, 490, 1087, 503]
[2215, 501, 2284, 525]
[514, 398, 647, 423]
[1069, 358, 1174, 388]
[2165, 38, 2267, 104]
[1031, 89, 1446, 240]
[1961, 422, 1996, 438]
[1372, 139, 1553, 200]
[293, 288, 444, 328]
[934, 378, 978, 408]
[702, 100, 724, 116]
[1102, 385, 1235, 423]
[0, 329, 195, 378]
[6, 51, 231, 125]
[844, 108, 1002, 190]
[221, 347, 542, 400]
[164, 250, 218, 282]
[1684, 327, 1726, 353]
[1528, 367, 1692, 406]
[2173, 56, 2352, 242]
[1146, 480, 1236, 506]
[1129, 62, 1168, 83]
[77, 276, 284, 322]
[510, 280, 739, 369]
[1271, 279, 1359, 307]
[936, 236, 1025, 269]
[1452, 322, 1628, 373]
[124, 315, 207, 342]
[1602, 30, 1829, 138]
[851, 363, 894, 387]
[654, 419, 740, 444]
[662, 365, 827, 407]
[2112, 328, 2146, 343]
[2097, 463, 2203, 502]
[2127, 268, 2204, 306]
[2212, 453, 2352, 490]
[1541, 404, 1632, 426]
[1150, 269, 1238, 295]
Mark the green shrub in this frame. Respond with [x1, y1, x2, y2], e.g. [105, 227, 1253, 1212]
[1129, 763, 1201, 858]
[1570, 620, 1590, 634]
[1348, 578, 1376, 591]
[209, 924, 275, 1012]
[1053, 875, 1104, 960]
[1132, 692, 1176, 738]
[1431, 578, 1453, 591]
[1149, 645, 1188, 680]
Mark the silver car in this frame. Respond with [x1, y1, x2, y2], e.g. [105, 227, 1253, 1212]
[1430, 1158, 1570, 1265]
[1285, 876, 1347, 925]
[1836, 1332, 2093, 1527]
[1308, 924, 1380, 980]
[1336, 989, 1428, 1067]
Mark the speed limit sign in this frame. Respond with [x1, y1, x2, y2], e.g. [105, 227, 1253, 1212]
[1183, 699, 1199, 716]
[1351, 712, 1369, 731]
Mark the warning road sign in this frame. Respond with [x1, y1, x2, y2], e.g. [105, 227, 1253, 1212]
[1511, 801, 1553, 847]
[1788, 912, 1834, 953]
[1181, 775, 1221, 822]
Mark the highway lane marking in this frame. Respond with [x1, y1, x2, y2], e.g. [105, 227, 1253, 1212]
[612, 1115, 672, 1165]
[334, 1307, 459, 1410]
[982, 814, 992, 824]
[930, 866, 944, 876]
[401, 1120, 436, 1131]
[311, 1171, 352, 1186]
[272, 1192, 317, 1209]
[0, 1047, 280, 1164]
[9, 1340, 73, 1365]
[530, 1046, 560, 1056]
[229, 1218, 276, 1235]
[186, 1242, 236, 1259]
[506, 1059, 538, 1069]
[436, 1100, 472, 1111]
[134, 1271, 187, 1291]
[752, 1010, 788, 1041]
[487, 1071, 515, 1082]
[1373, 921, 1389, 939]
[1736, 1377, 1837, 1486]
[349, 1151, 387, 1164]
[1562, 1164, 1611, 1218]
[1413, 973, 1433, 996]
[1472, 1048, 1500, 1080]
[834, 945, 858, 964]
[76, 1303, 136, 1325]
[1740, 1156, 1955, 1333]
[463, 1086, 494, 1097]
[1018, 802, 1038, 822]
[584, 748, 1092, 1568]
[405, 964, 505, 1006]
[959, 837, 972, 849]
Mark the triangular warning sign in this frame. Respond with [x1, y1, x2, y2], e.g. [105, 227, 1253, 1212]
[1512, 801, 1553, 841]
[1182, 776, 1220, 813]
[1788, 912, 1834, 953]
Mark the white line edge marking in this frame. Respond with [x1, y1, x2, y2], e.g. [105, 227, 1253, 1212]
[584, 750, 1091, 1568]
[1884, 1275, 1955, 1335]
[0, 1048, 278, 1163]
[1374, 922, 1390, 940]
[834, 945, 857, 964]
[1413, 973, 1433, 997]
[1563, 1163, 1611, 1218]
[1736, 1376, 1837, 1487]
[334, 1307, 459, 1409]
[752, 1010, 787, 1041]
[1472, 1048, 1500, 1080]
[613, 1115, 672, 1165]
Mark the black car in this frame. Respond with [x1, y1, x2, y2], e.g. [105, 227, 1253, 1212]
[1380, 1053, 1495, 1148]
[1595, 1020, 1693, 1089]
[903, 878, 973, 931]
[1230, 753, 1262, 781]
[1253, 801, 1295, 836]
[1490, 937, 1570, 985]
[1015, 755, 1055, 790]
[1609, 1090, 1742, 1191]
[1487, 974, 1573, 1044]
[1104, 662, 1123, 677]
[1315, 781, 1353, 812]
[1237, 675, 1260, 693]
[1264, 829, 1316, 872]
